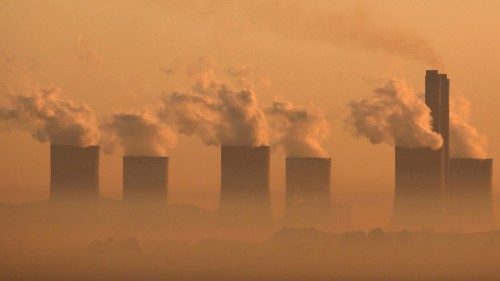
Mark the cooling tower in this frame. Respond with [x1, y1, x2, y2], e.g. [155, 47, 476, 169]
[220, 146, 271, 219]
[123, 156, 168, 204]
[50, 145, 100, 200]
[392, 147, 444, 229]
[447, 158, 493, 229]
[285, 157, 331, 227]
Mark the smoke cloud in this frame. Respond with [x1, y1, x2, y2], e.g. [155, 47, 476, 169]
[251, 1, 441, 66]
[449, 96, 487, 158]
[101, 111, 177, 156]
[159, 58, 268, 147]
[0, 87, 99, 146]
[267, 101, 329, 157]
[167, 1, 441, 66]
[345, 79, 443, 149]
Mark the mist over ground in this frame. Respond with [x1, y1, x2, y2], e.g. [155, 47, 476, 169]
[2, 201, 500, 281]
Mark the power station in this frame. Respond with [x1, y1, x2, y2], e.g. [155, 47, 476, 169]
[393, 70, 493, 229]
[50, 145, 100, 201]
[41, 70, 494, 230]
[285, 157, 331, 227]
[123, 156, 169, 204]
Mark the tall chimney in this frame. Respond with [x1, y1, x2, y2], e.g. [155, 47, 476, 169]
[220, 145, 271, 219]
[285, 157, 331, 227]
[425, 70, 442, 133]
[447, 158, 493, 229]
[50, 145, 100, 200]
[123, 156, 168, 204]
[439, 74, 450, 189]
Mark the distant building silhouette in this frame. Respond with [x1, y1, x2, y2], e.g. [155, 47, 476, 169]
[219, 146, 271, 219]
[332, 203, 352, 229]
[392, 70, 449, 229]
[447, 158, 494, 229]
[285, 157, 331, 227]
[123, 156, 168, 204]
[50, 145, 100, 200]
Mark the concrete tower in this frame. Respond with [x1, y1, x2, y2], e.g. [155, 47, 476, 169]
[123, 156, 168, 204]
[285, 157, 331, 227]
[50, 145, 100, 200]
[393, 147, 444, 228]
[392, 70, 449, 229]
[220, 145, 271, 219]
[447, 158, 493, 229]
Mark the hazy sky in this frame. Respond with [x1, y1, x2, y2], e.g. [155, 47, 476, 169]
[1, 0, 499, 229]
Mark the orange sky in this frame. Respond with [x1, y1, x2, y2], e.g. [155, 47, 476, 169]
[1, 0, 499, 229]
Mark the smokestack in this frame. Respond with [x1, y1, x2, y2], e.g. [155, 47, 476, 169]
[447, 158, 493, 229]
[440, 74, 450, 189]
[425, 70, 442, 133]
[426, 70, 450, 187]
[50, 145, 100, 200]
[392, 70, 449, 229]
[220, 145, 271, 219]
[122, 156, 169, 204]
[285, 157, 331, 227]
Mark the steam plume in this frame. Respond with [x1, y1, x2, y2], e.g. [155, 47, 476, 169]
[0, 87, 99, 146]
[346, 79, 443, 149]
[267, 101, 329, 157]
[101, 111, 177, 156]
[160, 87, 268, 147]
[450, 96, 487, 158]
[160, 58, 268, 147]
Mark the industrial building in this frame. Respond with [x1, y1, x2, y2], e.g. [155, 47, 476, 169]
[219, 145, 271, 219]
[285, 157, 331, 227]
[50, 145, 100, 200]
[123, 156, 169, 204]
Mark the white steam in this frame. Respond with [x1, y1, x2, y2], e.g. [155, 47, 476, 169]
[267, 101, 329, 157]
[346, 79, 443, 149]
[450, 95, 487, 158]
[159, 58, 268, 147]
[160, 87, 268, 147]
[101, 111, 177, 156]
[0, 87, 99, 146]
